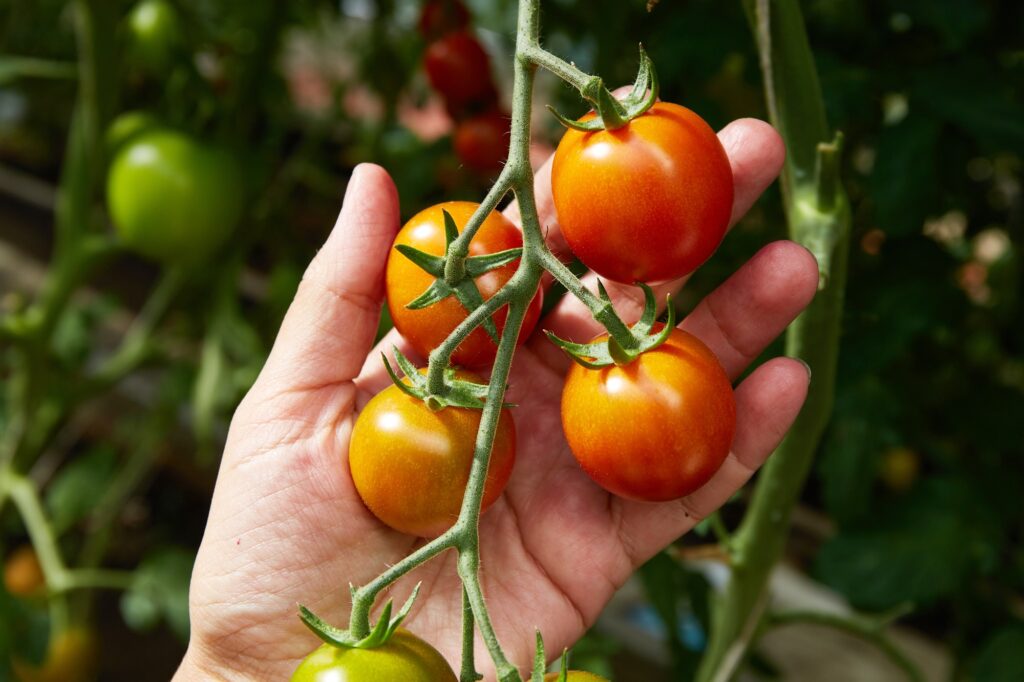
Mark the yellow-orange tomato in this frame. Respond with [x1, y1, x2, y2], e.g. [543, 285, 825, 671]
[551, 102, 734, 284]
[4, 545, 45, 597]
[561, 328, 736, 501]
[544, 672, 609, 681]
[386, 201, 542, 368]
[292, 629, 456, 681]
[349, 371, 516, 537]
[13, 628, 99, 682]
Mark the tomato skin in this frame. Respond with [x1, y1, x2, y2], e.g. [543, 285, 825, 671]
[454, 110, 509, 174]
[543, 672, 609, 681]
[386, 201, 542, 368]
[127, 0, 179, 70]
[104, 110, 159, 157]
[291, 629, 456, 681]
[551, 102, 734, 284]
[418, 0, 470, 40]
[13, 628, 99, 682]
[349, 371, 516, 537]
[561, 328, 736, 501]
[106, 129, 243, 264]
[3, 545, 45, 597]
[424, 33, 496, 113]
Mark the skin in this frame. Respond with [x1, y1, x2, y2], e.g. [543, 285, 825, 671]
[349, 373, 516, 537]
[562, 328, 737, 502]
[292, 630, 456, 681]
[551, 102, 734, 284]
[386, 201, 542, 368]
[175, 118, 819, 681]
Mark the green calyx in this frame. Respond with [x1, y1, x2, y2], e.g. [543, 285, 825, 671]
[298, 583, 421, 649]
[529, 631, 571, 682]
[546, 282, 675, 368]
[548, 45, 660, 132]
[384, 347, 510, 411]
[396, 209, 522, 344]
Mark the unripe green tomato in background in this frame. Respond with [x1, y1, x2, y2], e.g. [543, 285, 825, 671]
[104, 110, 159, 157]
[127, 0, 179, 70]
[106, 129, 243, 264]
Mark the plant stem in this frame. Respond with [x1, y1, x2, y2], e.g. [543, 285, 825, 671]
[343, 2, 644, 678]
[767, 611, 925, 682]
[696, 1, 851, 678]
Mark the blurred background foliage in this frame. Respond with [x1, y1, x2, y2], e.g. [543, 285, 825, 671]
[0, 0, 1021, 679]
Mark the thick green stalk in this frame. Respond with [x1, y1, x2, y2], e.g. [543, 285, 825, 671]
[696, 1, 851, 679]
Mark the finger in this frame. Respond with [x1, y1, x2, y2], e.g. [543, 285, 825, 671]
[615, 356, 811, 563]
[679, 240, 818, 379]
[531, 118, 787, 371]
[254, 164, 400, 393]
[353, 327, 425, 404]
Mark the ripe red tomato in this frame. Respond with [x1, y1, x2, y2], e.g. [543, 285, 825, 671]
[349, 371, 516, 537]
[454, 110, 509, 174]
[417, 0, 470, 40]
[423, 32, 496, 114]
[292, 629, 456, 681]
[386, 201, 542, 368]
[551, 102, 734, 284]
[561, 328, 736, 501]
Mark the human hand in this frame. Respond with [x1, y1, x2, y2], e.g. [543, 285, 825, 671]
[176, 118, 818, 681]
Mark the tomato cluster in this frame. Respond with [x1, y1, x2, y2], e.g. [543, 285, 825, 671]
[419, 0, 510, 174]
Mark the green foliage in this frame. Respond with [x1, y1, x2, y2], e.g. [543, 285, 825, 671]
[971, 625, 1024, 682]
[120, 546, 194, 642]
[44, 446, 118, 535]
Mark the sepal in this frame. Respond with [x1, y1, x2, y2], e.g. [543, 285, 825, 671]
[549, 45, 660, 132]
[545, 282, 675, 368]
[382, 348, 512, 411]
[297, 583, 422, 650]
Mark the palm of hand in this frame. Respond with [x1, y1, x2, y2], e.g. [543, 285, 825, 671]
[183, 120, 817, 681]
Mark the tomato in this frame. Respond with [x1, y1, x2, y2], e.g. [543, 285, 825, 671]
[104, 110, 159, 156]
[106, 129, 244, 264]
[544, 672, 609, 681]
[127, 0, 179, 70]
[349, 370, 516, 537]
[13, 628, 98, 682]
[879, 447, 920, 492]
[454, 110, 509, 174]
[423, 32, 496, 114]
[561, 328, 736, 501]
[551, 102, 734, 284]
[3, 545, 45, 597]
[386, 202, 542, 368]
[418, 0, 470, 40]
[292, 630, 456, 681]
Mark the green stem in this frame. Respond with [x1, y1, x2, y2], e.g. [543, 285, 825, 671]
[696, 0, 851, 679]
[460, 586, 481, 682]
[766, 611, 925, 682]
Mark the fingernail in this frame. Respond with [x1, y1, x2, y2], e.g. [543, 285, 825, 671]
[796, 358, 812, 380]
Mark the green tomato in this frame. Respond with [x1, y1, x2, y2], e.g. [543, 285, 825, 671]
[105, 110, 159, 156]
[291, 630, 457, 682]
[127, 0, 179, 69]
[106, 129, 243, 264]
[544, 672, 609, 681]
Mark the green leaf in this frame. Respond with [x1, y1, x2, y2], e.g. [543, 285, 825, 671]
[815, 479, 1000, 611]
[45, 447, 118, 534]
[870, 115, 941, 237]
[971, 625, 1024, 682]
[120, 547, 194, 642]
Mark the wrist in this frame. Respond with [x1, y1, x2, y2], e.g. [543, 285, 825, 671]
[174, 645, 234, 682]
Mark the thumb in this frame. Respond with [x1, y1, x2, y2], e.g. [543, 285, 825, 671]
[256, 163, 400, 394]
